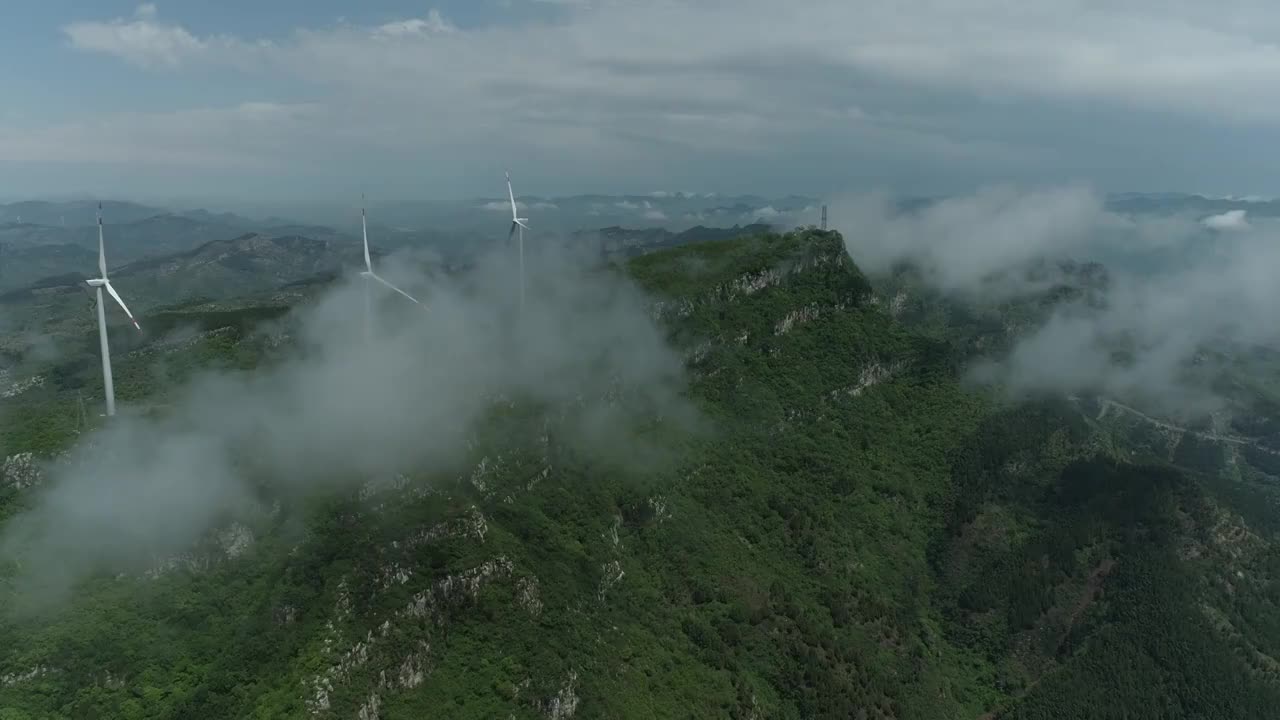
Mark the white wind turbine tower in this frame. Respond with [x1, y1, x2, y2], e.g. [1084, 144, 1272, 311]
[360, 198, 421, 338]
[86, 204, 141, 417]
[506, 171, 531, 312]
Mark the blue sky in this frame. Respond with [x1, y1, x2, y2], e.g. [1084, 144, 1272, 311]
[4, 1, 1280, 209]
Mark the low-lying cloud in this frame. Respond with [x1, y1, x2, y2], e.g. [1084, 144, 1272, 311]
[1203, 209, 1250, 231]
[1, 239, 696, 604]
[832, 185, 1280, 417]
[833, 185, 1120, 298]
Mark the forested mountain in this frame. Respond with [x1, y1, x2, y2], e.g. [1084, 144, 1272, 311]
[569, 223, 775, 260]
[0, 229, 1277, 718]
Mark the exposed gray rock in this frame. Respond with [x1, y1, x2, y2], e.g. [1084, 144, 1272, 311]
[1, 452, 41, 490]
[544, 670, 580, 719]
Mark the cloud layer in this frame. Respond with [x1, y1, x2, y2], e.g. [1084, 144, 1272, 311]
[61, 2, 1280, 123]
[7, 2, 1280, 200]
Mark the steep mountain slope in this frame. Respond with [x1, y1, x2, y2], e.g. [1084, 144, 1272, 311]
[0, 229, 1277, 718]
[934, 400, 1280, 718]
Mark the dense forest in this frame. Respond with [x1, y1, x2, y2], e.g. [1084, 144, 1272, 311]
[0, 229, 1278, 718]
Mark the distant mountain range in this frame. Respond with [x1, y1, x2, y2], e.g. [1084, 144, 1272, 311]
[0, 192, 816, 236]
[2, 189, 1273, 336]
[0, 200, 168, 226]
[0, 232, 361, 309]
[0, 193, 814, 296]
[0, 213, 253, 293]
[5, 191, 1270, 240]
[1105, 192, 1280, 216]
[0, 214, 466, 296]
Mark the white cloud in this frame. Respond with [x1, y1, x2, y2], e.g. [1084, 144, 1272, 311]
[1203, 209, 1250, 231]
[642, 208, 668, 221]
[62, 5, 215, 69]
[832, 185, 1119, 297]
[975, 223, 1280, 415]
[615, 200, 640, 210]
[835, 184, 1280, 416]
[374, 10, 456, 37]
[752, 206, 781, 219]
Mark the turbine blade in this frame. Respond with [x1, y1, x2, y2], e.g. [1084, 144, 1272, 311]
[361, 205, 373, 272]
[508, 221, 517, 245]
[516, 219, 531, 230]
[506, 171, 519, 220]
[97, 203, 107, 277]
[103, 281, 141, 330]
[370, 273, 421, 305]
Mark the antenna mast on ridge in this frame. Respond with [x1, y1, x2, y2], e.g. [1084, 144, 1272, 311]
[820, 205, 828, 231]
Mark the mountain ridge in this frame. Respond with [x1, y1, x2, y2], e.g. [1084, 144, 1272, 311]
[2, 227, 1277, 717]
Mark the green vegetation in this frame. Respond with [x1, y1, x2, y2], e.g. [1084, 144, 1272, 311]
[1, 229, 1278, 718]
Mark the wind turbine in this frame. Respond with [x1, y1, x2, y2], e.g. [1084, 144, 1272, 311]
[86, 204, 141, 417]
[506, 171, 530, 312]
[360, 198, 421, 338]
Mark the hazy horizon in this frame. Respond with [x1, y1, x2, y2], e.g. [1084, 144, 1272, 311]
[2, 187, 1276, 230]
